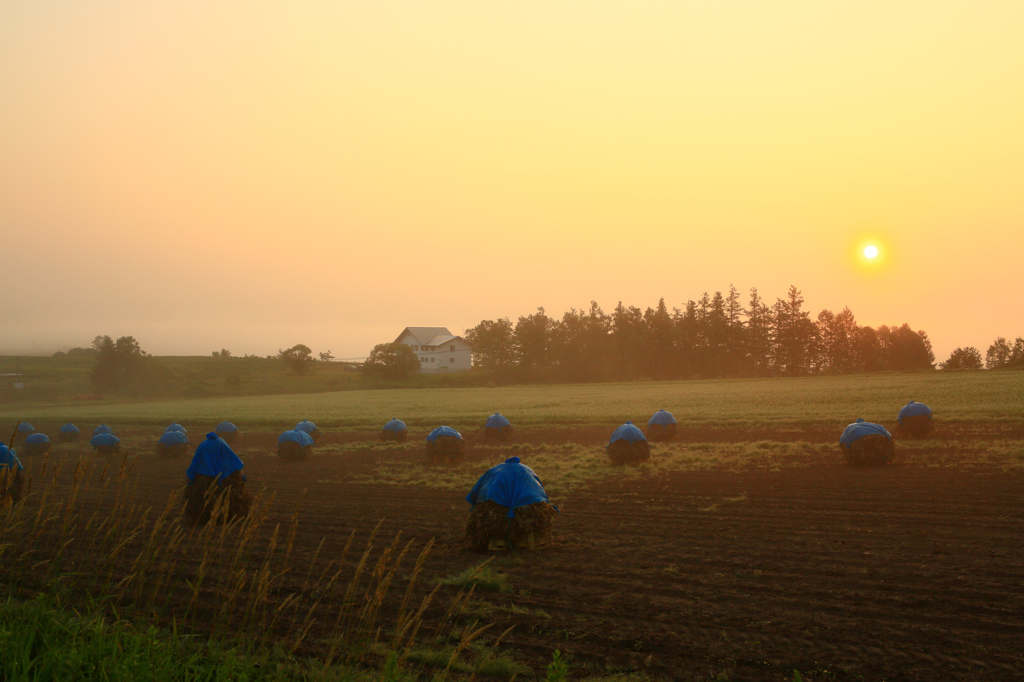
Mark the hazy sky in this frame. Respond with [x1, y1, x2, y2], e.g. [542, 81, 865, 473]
[2, 2, 1022, 361]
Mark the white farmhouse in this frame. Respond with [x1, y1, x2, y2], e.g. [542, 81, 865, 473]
[394, 327, 473, 373]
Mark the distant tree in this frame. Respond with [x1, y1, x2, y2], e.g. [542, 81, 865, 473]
[363, 343, 419, 379]
[986, 337, 1012, 369]
[90, 336, 119, 389]
[90, 335, 168, 393]
[744, 288, 772, 376]
[882, 324, 935, 370]
[319, 350, 335, 362]
[771, 286, 817, 375]
[515, 308, 552, 379]
[940, 347, 983, 371]
[464, 318, 518, 375]
[211, 349, 232, 358]
[1011, 338, 1024, 367]
[278, 344, 314, 375]
[986, 336, 1024, 369]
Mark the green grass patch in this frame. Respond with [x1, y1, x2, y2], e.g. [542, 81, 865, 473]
[4, 370, 1022, 430]
[0, 594, 357, 681]
[440, 566, 511, 593]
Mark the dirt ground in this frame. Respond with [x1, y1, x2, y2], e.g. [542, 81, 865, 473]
[18, 424, 1024, 681]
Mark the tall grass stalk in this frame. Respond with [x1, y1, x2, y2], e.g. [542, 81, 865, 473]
[0, 454, 484, 673]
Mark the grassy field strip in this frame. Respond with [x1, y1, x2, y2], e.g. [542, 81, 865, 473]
[3, 371, 1022, 429]
[345, 439, 1024, 496]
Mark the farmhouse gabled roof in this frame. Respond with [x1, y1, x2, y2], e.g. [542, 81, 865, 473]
[424, 334, 459, 346]
[394, 327, 453, 345]
[394, 327, 471, 349]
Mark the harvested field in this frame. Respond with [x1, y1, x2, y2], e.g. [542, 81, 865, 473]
[7, 420, 1023, 680]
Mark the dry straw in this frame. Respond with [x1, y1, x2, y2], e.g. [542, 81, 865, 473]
[898, 415, 934, 439]
[843, 434, 895, 466]
[156, 442, 190, 459]
[607, 439, 651, 465]
[426, 435, 464, 464]
[0, 451, 494, 675]
[277, 441, 313, 461]
[647, 422, 678, 442]
[483, 426, 513, 442]
[465, 500, 555, 552]
[378, 429, 408, 443]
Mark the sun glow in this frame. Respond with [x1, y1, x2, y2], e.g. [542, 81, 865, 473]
[864, 245, 879, 259]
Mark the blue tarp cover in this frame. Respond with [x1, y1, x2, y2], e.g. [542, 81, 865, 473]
[93, 425, 114, 436]
[382, 418, 407, 432]
[427, 426, 461, 442]
[608, 421, 647, 445]
[186, 433, 244, 484]
[839, 419, 892, 448]
[279, 429, 314, 446]
[215, 421, 238, 433]
[60, 423, 79, 434]
[648, 410, 677, 427]
[0, 445, 23, 471]
[159, 430, 189, 446]
[485, 413, 512, 429]
[165, 423, 187, 434]
[295, 420, 319, 434]
[16, 423, 34, 433]
[25, 433, 49, 445]
[90, 433, 120, 448]
[465, 457, 550, 518]
[898, 401, 933, 425]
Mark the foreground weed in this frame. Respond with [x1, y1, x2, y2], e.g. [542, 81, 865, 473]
[440, 564, 510, 594]
[546, 649, 569, 682]
[0, 456, 502, 676]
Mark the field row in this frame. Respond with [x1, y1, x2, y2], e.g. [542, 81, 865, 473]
[3, 370, 1023, 431]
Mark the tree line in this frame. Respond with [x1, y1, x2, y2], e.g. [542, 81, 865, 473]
[464, 285, 939, 382]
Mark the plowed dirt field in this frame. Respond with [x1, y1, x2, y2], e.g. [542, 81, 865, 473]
[21, 424, 1024, 681]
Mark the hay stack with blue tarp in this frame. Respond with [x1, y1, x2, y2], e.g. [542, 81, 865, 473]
[0, 445, 26, 505]
[278, 429, 314, 461]
[16, 423, 34, 437]
[839, 419, 895, 466]
[607, 421, 650, 465]
[465, 457, 556, 551]
[184, 433, 250, 525]
[214, 421, 239, 444]
[165, 423, 187, 435]
[23, 433, 51, 457]
[646, 409, 678, 441]
[90, 433, 121, 457]
[426, 426, 464, 464]
[157, 430, 190, 459]
[483, 413, 513, 442]
[93, 425, 114, 436]
[897, 401, 934, 438]
[59, 423, 80, 442]
[379, 418, 408, 442]
[295, 420, 322, 444]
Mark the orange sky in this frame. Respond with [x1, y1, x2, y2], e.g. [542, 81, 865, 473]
[2, 2, 1022, 362]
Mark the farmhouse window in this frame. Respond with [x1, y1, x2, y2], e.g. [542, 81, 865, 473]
[450, 345, 455, 351]
[449, 357, 454, 363]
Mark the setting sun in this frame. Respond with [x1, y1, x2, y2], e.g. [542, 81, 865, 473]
[864, 245, 879, 259]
